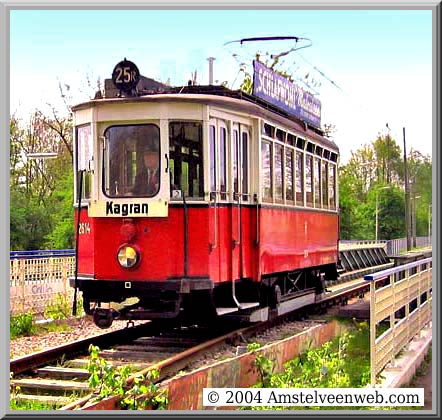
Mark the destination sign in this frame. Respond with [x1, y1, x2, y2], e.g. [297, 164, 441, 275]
[88, 200, 168, 218]
[253, 60, 321, 128]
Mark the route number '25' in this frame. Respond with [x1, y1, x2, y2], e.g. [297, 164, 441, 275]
[111, 59, 140, 92]
[115, 66, 136, 84]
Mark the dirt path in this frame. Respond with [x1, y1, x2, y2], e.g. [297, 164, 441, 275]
[412, 359, 432, 410]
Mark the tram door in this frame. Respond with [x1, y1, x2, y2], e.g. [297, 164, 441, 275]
[231, 124, 250, 283]
[209, 119, 229, 283]
[209, 119, 250, 286]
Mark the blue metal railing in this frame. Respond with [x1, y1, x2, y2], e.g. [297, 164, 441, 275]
[10, 249, 75, 259]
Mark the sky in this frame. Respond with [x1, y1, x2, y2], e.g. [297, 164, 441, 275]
[9, 8, 434, 163]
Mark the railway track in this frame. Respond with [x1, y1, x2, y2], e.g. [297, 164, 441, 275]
[10, 244, 394, 410]
[10, 279, 372, 410]
[10, 321, 239, 408]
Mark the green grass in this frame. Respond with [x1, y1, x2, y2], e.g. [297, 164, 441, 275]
[245, 321, 373, 410]
[10, 313, 36, 339]
[10, 399, 64, 410]
[10, 313, 73, 341]
[245, 320, 428, 411]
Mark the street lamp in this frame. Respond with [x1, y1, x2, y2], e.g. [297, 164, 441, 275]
[26, 152, 58, 160]
[402, 127, 412, 251]
[410, 194, 421, 248]
[375, 186, 391, 241]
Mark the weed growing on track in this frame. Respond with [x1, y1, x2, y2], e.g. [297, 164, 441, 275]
[87, 344, 168, 410]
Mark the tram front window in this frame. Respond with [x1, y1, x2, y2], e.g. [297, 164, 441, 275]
[103, 124, 160, 198]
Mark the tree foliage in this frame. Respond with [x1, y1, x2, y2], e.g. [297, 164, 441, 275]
[339, 134, 432, 240]
[10, 109, 74, 250]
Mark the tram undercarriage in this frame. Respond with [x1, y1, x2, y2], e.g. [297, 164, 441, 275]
[74, 264, 337, 328]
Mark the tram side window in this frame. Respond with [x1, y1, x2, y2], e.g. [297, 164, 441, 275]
[321, 161, 328, 208]
[76, 124, 92, 200]
[287, 133, 296, 146]
[209, 125, 216, 193]
[263, 123, 275, 138]
[329, 164, 336, 209]
[305, 155, 313, 207]
[285, 148, 294, 203]
[242, 132, 249, 202]
[169, 121, 204, 199]
[295, 150, 304, 206]
[261, 140, 273, 201]
[220, 127, 227, 200]
[276, 129, 285, 143]
[233, 130, 239, 196]
[233, 129, 249, 202]
[103, 124, 160, 198]
[314, 158, 321, 207]
[274, 144, 284, 202]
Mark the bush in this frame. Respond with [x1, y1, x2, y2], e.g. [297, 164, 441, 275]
[10, 313, 35, 339]
[44, 293, 73, 320]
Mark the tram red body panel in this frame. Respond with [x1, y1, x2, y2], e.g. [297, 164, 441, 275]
[259, 207, 339, 275]
[76, 207, 210, 281]
[76, 205, 338, 284]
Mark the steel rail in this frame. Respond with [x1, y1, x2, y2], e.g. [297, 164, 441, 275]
[10, 322, 155, 375]
[63, 276, 374, 410]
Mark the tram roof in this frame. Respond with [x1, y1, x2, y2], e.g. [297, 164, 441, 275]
[72, 84, 339, 153]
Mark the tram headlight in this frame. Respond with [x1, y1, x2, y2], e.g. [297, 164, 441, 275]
[117, 245, 139, 268]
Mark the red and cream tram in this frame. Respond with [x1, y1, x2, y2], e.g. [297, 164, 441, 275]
[70, 59, 340, 328]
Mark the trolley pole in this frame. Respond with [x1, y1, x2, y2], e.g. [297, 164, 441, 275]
[403, 127, 412, 251]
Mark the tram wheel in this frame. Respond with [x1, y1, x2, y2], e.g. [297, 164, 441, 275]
[93, 308, 114, 329]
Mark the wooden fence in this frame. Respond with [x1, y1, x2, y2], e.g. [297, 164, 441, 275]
[10, 256, 75, 316]
[364, 257, 432, 385]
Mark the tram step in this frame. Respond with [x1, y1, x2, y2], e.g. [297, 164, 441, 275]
[216, 302, 260, 316]
[238, 302, 260, 310]
[216, 307, 239, 316]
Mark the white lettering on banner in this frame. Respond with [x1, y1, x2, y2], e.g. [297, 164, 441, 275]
[203, 388, 424, 407]
[253, 61, 321, 127]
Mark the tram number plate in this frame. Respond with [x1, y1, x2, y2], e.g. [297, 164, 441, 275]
[79, 222, 91, 235]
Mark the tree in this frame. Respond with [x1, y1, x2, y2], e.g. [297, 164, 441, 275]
[10, 76, 99, 251]
[338, 130, 431, 241]
[372, 133, 402, 185]
[44, 170, 74, 249]
[10, 189, 52, 250]
[406, 150, 432, 237]
[10, 111, 74, 250]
